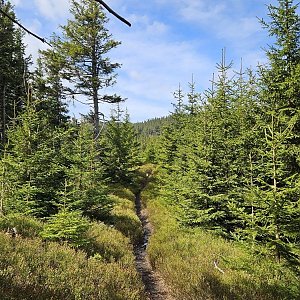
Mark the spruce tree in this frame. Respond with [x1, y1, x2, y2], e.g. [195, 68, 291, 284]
[189, 51, 238, 234]
[0, 99, 67, 217]
[229, 67, 263, 243]
[40, 208, 90, 248]
[0, 0, 29, 145]
[62, 121, 112, 220]
[100, 105, 140, 186]
[256, 0, 300, 262]
[159, 84, 187, 170]
[44, 0, 122, 138]
[33, 55, 69, 127]
[0, 101, 111, 219]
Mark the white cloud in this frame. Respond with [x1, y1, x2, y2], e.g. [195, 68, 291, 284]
[126, 14, 169, 36]
[12, 0, 273, 121]
[180, 1, 226, 24]
[146, 20, 169, 35]
[34, 0, 70, 20]
[104, 22, 216, 121]
[22, 19, 50, 62]
[178, 1, 263, 42]
[218, 17, 261, 40]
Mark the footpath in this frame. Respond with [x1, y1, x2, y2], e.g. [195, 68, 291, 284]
[134, 191, 175, 300]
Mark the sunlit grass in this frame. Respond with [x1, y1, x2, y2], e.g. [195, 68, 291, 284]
[143, 183, 300, 300]
[109, 191, 143, 244]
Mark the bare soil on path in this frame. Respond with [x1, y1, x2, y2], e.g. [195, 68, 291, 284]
[134, 193, 175, 300]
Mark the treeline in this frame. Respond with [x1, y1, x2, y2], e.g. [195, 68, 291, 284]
[134, 117, 170, 137]
[134, 117, 170, 164]
[145, 0, 300, 271]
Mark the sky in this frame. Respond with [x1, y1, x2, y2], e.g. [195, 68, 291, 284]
[8, 0, 279, 122]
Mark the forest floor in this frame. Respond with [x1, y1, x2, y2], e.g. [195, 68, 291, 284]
[134, 192, 175, 300]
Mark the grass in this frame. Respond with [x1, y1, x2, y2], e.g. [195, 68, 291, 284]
[86, 221, 136, 263]
[0, 185, 146, 300]
[109, 187, 143, 244]
[0, 213, 43, 238]
[142, 182, 300, 300]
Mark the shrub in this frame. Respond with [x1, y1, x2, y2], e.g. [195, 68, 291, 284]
[85, 221, 135, 264]
[110, 185, 136, 201]
[109, 194, 142, 244]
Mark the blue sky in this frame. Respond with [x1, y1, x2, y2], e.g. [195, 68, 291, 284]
[9, 0, 278, 122]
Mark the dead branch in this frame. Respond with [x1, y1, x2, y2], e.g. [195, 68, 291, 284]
[0, 8, 51, 46]
[0, 0, 130, 49]
[95, 0, 131, 27]
[213, 260, 225, 274]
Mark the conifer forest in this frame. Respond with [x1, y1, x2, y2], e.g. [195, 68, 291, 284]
[0, 0, 300, 299]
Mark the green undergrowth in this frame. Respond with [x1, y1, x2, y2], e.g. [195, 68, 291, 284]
[0, 186, 146, 300]
[109, 186, 143, 244]
[142, 183, 300, 300]
[0, 233, 144, 300]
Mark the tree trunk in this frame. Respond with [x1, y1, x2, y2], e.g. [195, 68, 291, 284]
[249, 151, 255, 247]
[0, 147, 6, 216]
[1, 83, 6, 145]
[93, 92, 100, 139]
[92, 45, 100, 139]
[271, 114, 281, 263]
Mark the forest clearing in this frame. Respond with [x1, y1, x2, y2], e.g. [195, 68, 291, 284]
[0, 0, 300, 299]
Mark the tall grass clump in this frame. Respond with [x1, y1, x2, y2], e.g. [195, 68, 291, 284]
[143, 183, 300, 300]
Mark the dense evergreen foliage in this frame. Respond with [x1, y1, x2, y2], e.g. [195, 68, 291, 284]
[100, 105, 140, 186]
[0, 0, 29, 144]
[134, 116, 170, 137]
[154, 0, 300, 270]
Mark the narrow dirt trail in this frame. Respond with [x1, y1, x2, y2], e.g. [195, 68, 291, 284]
[134, 192, 175, 300]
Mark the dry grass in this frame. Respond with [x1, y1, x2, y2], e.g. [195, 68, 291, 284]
[109, 192, 143, 244]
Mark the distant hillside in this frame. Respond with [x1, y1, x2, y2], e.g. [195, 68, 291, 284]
[134, 116, 170, 137]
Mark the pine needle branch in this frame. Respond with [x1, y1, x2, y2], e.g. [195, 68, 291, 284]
[0, 8, 51, 46]
[95, 0, 131, 27]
